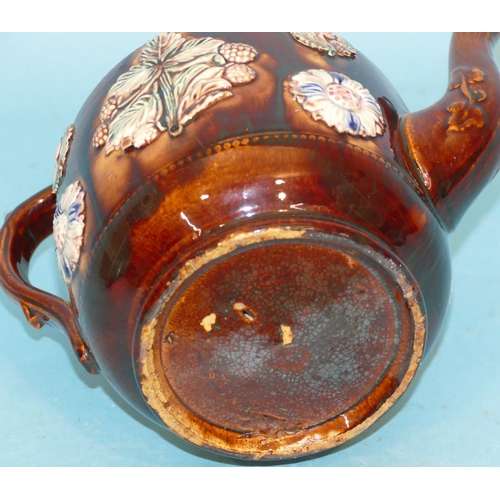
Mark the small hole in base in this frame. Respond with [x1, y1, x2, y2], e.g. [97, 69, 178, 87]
[241, 310, 255, 321]
[232, 302, 257, 322]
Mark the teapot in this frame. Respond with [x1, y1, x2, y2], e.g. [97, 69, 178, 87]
[0, 32, 498, 461]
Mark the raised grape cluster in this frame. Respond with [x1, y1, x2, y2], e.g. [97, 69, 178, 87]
[93, 124, 109, 149]
[224, 63, 256, 85]
[219, 43, 257, 64]
[100, 97, 118, 123]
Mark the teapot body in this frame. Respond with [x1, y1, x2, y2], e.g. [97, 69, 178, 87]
[48, 32, 450, 458]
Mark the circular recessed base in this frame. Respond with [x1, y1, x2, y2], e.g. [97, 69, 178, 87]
[138, 227, 425, 460]
[163, 243, 402, 433]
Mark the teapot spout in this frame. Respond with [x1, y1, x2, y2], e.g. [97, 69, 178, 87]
[401, 33, 500, 231]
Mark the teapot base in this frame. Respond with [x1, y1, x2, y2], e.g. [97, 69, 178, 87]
[138, 226, 425, 460]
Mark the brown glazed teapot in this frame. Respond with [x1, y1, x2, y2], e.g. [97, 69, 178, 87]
[0, 32, 499, 460]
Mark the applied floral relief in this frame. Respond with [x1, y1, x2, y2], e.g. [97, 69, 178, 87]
[289, 70, 385, 137]
[93, 33, 259, 154]
[53, 124, 75, 193]
[290, 32, 356, 59]
[53, 182, 85, 284]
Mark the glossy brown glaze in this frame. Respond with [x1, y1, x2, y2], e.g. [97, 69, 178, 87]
[0, 32, 498, 460]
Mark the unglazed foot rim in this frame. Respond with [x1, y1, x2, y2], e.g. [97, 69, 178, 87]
[138, 227, 426, 460]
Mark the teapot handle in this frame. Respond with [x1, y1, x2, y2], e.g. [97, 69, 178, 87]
[0, 185, 99, 374]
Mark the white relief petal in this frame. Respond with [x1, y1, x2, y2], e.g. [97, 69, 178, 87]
[297, 93, 330, 113]
[63, 238, 81, 266]
[176, 65, 231, 115]
[130, 123, 160, 150]
[140, 32, 184, 63]
[55, 251, 65, 274]
[309, 69, 335, 86]
[59, 183, 78, 211]
[53, 214, 68, 251]
[106, 93, 163, 154]
[107, 64, 160, 109]
[337, 74, 361, 90]
[178, 89, 233, 129]
[293, 68, 333, 88]
[66, 220, 84, 239]
[316, 100, 346, 128]
[168, 37, 224, 68]
[162, 64, 232, 134]
[158, 71, 177, 132]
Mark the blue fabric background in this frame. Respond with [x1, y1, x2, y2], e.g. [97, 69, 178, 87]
[1, 33, 499, 466]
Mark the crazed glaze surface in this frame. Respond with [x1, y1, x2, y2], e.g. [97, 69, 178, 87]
[1, 32, 499, 461]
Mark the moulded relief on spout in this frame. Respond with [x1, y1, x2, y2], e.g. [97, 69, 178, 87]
[447, 67, 487, 132]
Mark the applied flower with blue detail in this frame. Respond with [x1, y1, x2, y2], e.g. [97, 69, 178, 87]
[289, 69, 385, 138]
[53, 182, 85, 285]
